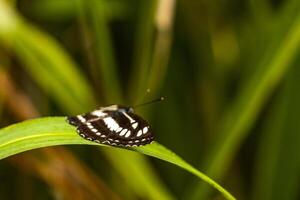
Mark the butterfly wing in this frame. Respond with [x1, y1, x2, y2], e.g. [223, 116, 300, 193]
[106, 112, 154, 146]
[66, 107, 110, 126]
[67, 110, 154, 146]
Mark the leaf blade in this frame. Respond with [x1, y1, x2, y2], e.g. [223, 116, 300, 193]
[0, 117, 235, 200]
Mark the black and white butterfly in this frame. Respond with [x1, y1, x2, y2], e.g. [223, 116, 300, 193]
[66, 105, 154, 147]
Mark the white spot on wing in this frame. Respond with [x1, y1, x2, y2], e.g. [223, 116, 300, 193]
[143, 127, 148, 134]
[132, 122, 138, 129]
[137, 130, 143, 137]
[77, 115, 86, 122]
[102, 105, 118, 111]
[91, 110, 107, 117]
[103, 117, 119, 131]
[120, 129, 127, 136]
[125, 130, 131, 138]
[116, 127, 123, 132]
[80, 133, 85, 137]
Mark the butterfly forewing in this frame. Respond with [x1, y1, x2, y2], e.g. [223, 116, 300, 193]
[66, 105, 154, 147]
[67, 113, 99, 126]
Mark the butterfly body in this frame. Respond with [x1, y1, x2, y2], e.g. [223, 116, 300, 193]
[67, 105, 154, 147]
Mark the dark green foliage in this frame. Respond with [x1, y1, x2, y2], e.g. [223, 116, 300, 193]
[0, 0, 300, 199]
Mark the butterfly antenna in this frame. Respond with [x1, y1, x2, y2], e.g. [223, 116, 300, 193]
[133, 97, 165, 108]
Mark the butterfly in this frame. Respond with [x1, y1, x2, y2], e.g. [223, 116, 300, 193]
[66, 105, 154, 147]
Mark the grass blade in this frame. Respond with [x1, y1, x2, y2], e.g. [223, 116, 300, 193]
[0, 117, 235, 200]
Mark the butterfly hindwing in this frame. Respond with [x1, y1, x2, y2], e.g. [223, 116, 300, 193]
[107, 112, 154, 145]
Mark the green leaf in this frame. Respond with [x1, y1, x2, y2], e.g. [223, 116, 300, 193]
[0, 117, 235, 200]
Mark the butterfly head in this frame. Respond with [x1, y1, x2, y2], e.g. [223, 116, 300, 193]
[117, 105, 134, 113]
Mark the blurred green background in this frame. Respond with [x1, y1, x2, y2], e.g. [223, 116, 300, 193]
[1, 0, 300, 199]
